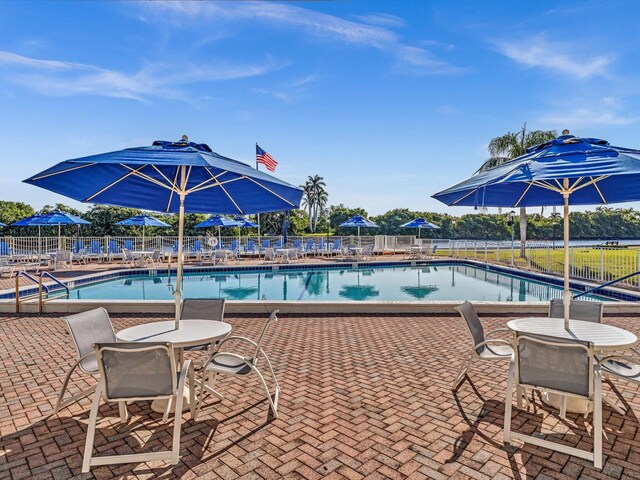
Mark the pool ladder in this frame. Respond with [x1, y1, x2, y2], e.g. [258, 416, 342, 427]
[15, 271, 70, 313]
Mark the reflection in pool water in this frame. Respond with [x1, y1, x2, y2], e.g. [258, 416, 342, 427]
[69, 264, 610, 302]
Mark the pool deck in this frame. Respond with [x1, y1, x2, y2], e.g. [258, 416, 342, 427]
[1, 311, 640, 479]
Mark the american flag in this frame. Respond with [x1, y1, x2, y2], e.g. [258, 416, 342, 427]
[256, 144, 278, 172]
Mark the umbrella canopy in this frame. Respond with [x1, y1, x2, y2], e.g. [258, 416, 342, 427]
[234, 216, 259, 227]
[400, 218, 440, 239]
[12, 211, 91, 250]
[24, 137, 303, 326]
[339, 215, 378, 228]
[115, 214, 171, 227]
[116, 213, 170, 250]
[433, 133, 640, 327]
[339, 215, 378, 246]
[0, 222, 6, 227]
[12, 211, 90, 227]
[400, 218, 440, 229]
[194, 215, 241, 229]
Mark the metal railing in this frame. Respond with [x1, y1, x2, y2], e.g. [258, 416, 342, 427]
[574, 271, 640, 299]
[15, 271, 69, 313]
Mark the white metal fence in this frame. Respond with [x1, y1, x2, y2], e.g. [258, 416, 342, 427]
[449, 240, 640, 289]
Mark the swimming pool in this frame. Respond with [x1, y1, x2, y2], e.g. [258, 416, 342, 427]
[68, 264, 610, 302]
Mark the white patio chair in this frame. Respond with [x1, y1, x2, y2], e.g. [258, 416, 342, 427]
[504, 333, 602, 469]
[82, 342, 195, 472]
[548, 298, 603, 323]
[361, 244, 374, 260]
[143, 249, 162, 267]
[263, 247, 275, 263]
[55, 308, 117, 414]
[196, 310, 280, 419]
[597, 350, 640, 414]
[287, 247, 299, 262]
[53, 250, 73, 270]
[180, 298, 226, 352]
[451, 301, 514, 390]
[213, 249, 227, 265]
[120, 248, 136, 268]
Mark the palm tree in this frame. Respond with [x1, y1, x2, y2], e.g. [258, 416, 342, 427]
[301, 180, 314, 231]
[301, 175, 327, 233]
[482, 124, 557, 255]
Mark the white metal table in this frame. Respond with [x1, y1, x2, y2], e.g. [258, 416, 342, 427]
[116, 320, 232, 412]
[507, 317, 637, 413]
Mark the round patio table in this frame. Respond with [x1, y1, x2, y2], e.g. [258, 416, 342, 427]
[116, 320, 232, 412]
[507, 317, 637, 413]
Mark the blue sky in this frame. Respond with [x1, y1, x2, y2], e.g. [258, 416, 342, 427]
[1, 0, 640, 215]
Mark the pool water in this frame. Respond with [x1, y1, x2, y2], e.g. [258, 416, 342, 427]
[69, 264, 610, 302]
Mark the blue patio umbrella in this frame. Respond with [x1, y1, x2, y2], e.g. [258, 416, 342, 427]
[0, 222, 6, 227]
[339, 215, 378, 245]
[400, 218, 440, 239]
[23, 136, 303, 326]
[116, 213, 171, 249]
[433, 133, 640, 326]
[233, 216, 259, 250]
[194, 214, 241, 247]
[12, 211, 91, 250]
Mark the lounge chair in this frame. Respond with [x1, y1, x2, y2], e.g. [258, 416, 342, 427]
[331, 239, 341, 255]
[55, 308, 117, 414]
[73, 240, 85, 254]
[0, 241, 10, 256]
[123, 239, 134, 252]
[196, 310, 280, 419]
[245, 239, 256, 255]
[82, 342, 195, 472]
[88, 240, 103, 262]
[305, 239, 316, 255]
[451, 301, 513, 390]
[504, 333, 602, 468]
[107, 240, 120, 262]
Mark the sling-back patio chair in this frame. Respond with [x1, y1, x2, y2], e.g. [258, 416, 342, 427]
[504, 333, 602, 469]
[55, 308, 117, 414]
[451, 301, 514, 390]
[180, 298, 226, 352]
[82, 342, 195, 472]
[548, 298, 603, 323]
[196, 310, 280, 419]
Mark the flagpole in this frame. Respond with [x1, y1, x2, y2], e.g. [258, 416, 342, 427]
[256, 144, 261, 255]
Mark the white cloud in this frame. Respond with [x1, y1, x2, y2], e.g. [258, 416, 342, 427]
[354, 13, 406, 29]
[495, 34, 613, 79]
[539, 97, 638, 128]
[141, 1, 462, 75]
[0, 51, 284, 101]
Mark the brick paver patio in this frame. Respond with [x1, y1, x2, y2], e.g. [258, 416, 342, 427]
[1, 312, 639, 479]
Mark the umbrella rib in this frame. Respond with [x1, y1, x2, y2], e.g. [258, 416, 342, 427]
[571, 175, 610, 192]
[188, 176, 243, 194]
[151, 165, 177, 188]
[513, 182, 534, 207]
[85, 164, 155, 202]
[244, 176, 297, 208]
[198, 167, 243, 213]
[451, 188, 477, 206]
[125, 165, 178, 192]
[184, 169, 230, 194]
[529, 180, 562, 192]
[590, 177, 608, 203]
[166, 167, 180, 212]
[31, 162, 97, 181]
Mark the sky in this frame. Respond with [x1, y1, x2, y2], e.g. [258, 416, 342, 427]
[1, 0, 640, 216]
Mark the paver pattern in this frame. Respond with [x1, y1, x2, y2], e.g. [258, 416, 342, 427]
[1, 312, 639, 479]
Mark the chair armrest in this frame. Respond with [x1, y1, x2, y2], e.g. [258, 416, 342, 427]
[215, 335, 257, 352]
[473, 338, 513, 350]
[485, 328, 510, 338]
[598, 353, 640, 366]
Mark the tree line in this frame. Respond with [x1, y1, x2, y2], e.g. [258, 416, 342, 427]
[2, 200, 640, 240]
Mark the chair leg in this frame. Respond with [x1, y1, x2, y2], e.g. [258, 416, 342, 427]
[54, 363, 94, 414]
[253, 366, 278, 418]
[503, 360, 515, 444]
[172, 368, 187, 465]
[451, 352, 472, 390]
[594, 370, 603, 469]
[82, 383, 102, 473]
[118, 401, 129, 424]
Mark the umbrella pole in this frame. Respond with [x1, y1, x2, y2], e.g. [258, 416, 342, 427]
[218, 226, 221, 248]
[142, 224, 145, 250]
[563, 189, 570, 329]
[358, 226, 361, 247]
[174, 193, 185, 328]
[58, 224, 62, 250]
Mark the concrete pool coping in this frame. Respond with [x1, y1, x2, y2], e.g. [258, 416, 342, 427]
[2, 258, 639, 314]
